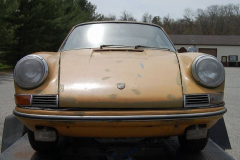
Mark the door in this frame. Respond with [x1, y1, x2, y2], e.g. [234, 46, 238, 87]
[221, 56, 227, 67]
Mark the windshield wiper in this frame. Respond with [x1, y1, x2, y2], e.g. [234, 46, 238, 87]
[99, 44, 172, 51]
[134, 45, 170, 51]
[100, 45, 133, 49]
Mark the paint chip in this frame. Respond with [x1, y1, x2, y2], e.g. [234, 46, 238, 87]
[102, 77, 110, 80]
[167, 94, 176, 100]
[109, 94, 117, 99]
[132, 89, 141, 95]
[60, 84, 64, 92]
[140, 62, 144, 69]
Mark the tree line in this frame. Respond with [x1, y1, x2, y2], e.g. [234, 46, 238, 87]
[0, 0, 102, 64]
[0, 1, 239, 65]
[103, 4, 240, 35]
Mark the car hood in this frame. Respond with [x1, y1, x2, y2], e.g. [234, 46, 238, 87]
[59, 49, 183, 108]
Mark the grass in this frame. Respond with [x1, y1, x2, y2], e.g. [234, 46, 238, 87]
[0, 62, 12, 70]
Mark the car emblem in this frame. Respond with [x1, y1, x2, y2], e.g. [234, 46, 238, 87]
[117, 83, 125, 90]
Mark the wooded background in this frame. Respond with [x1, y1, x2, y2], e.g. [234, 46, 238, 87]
[0, 0, 239, 65]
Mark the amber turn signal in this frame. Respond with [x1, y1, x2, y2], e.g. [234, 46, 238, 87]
[15, 94, 31, 106]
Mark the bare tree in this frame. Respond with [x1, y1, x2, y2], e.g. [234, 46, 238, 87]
[98, 4, 240, 35]
[182, 4, 240, 35]
[102, 14, 116, 21]
[119, 11, 136, 21]
[152, 16, 162, 26]
[142, 12, 152, 23]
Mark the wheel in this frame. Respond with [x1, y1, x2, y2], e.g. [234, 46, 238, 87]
[28, 129, 58, 153]
[178, 132, 209, 152]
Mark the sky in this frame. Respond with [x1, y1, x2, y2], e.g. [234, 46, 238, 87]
[89, 0, 240, 21]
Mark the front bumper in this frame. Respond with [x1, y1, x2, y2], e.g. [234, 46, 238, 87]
[14, 106, 226, 138]
[14, 107, 226, 121]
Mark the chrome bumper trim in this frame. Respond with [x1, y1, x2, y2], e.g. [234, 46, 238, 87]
[13, 108, 227, 121]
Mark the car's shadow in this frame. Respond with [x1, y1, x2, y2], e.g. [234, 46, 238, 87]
[0, 134, 234, 160]
[30, 138, 173, 160]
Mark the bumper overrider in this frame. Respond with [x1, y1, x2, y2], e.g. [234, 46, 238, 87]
[13, 105, 226, 138]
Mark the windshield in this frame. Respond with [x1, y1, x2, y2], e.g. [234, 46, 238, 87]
[61, 23, 176, 52]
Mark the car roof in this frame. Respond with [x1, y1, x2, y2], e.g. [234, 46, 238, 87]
[73, 21, 163, 29]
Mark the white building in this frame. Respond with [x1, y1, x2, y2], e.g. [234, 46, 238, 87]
[169, 35, 240, 67]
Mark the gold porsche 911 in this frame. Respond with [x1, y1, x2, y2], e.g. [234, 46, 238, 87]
[13, 21, 226, 152]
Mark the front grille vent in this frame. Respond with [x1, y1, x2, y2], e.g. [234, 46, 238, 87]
[31, 95, 58, 107]
[184, 94, 210, 108]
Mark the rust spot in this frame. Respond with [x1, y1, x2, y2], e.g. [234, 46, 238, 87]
[105, 69, 110, 72]
[167, 94, 176, 100]
[60, 84, 64, 92]
[102, 77, 111, 80]
[132, 89, 141, 95]
[174, 124, 180, 130]
[109, 94, 117, 99]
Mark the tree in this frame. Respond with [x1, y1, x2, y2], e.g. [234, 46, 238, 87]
[0, 0, 102, 64]
[119, 11, 136, 21]
[142, 12, 152, 23]
[102, 14, 117, 21]
[152, 16, 162, 26]
[182, 4, 240, 35]
[0, 0, 19, 60]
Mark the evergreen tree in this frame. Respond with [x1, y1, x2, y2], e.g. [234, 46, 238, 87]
[0, 0, 19, 61]
[0, 0, 102, 64]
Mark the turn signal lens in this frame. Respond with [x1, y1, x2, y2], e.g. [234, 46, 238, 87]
[209, 93, 224, 104]
[15, 94, 31, 106]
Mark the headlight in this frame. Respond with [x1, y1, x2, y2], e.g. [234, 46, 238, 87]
[14, 55, 48, 89]
[192, 55, 225, 88]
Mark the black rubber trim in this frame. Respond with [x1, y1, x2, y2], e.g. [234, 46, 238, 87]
[13, 108, 227, 121]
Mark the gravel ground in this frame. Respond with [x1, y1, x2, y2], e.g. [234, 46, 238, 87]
[224, 67, 240, 160]
[0, 72, 15, 152]
[0, 68, 239, 159]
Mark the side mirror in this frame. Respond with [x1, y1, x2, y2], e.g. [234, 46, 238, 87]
[187, 46, 197, 52]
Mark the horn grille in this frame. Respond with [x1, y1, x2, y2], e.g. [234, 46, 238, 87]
[184, 94, 210, 107]
[32, 95, 58, 107]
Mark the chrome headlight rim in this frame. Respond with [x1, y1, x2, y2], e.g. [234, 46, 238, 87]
[192, 55, 225, 88]
[14, 55, 48, 89]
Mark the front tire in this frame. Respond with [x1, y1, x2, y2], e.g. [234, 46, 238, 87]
[178, 132, 209, 152]
[28, 129, 58, 153]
